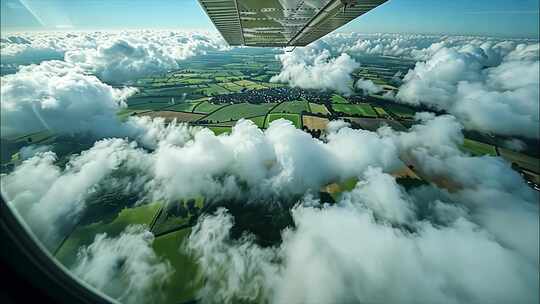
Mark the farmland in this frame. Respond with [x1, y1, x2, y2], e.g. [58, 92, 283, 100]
[462, 138, 498, 156]
[331, 94, 349, 103]
[203, 103, 276, 123]
[271, 100, 309, 114]
[332, 103, 377, 117]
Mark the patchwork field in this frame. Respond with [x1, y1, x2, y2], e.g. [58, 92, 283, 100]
[207, 126, 232, 135]
[193, 101, 226, 113]
[374, 106, 389, 117]
[152, 228, 201, 304]
[462, 139, 497, 156]
[385, 104, 416, 119]
[309, 102, 330, 115]
[303, 115, 329, 130]
[162, 102, 200, 112]
[346, 117, 407, 132]
[271, 100, 309, 114]
[235, 80, 267, 90]
[499, 147, 540, 173]
[333, 103, 377, 117]
[203, 103, 276, 122]
[331, 94, 349, 104]
[55, 203, 161, 267]
[247, 115, 267, 128]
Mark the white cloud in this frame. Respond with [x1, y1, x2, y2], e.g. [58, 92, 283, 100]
[396, 42, 539, 138]
[185, 114, 539, 304]
[73, 225, 173, 304]
[355, 78, 383, 95]
[1, 138, 150, 250]
[0, 60, 135, 138]
[271, 46, 359, 94]
[1, 30, 230, 81]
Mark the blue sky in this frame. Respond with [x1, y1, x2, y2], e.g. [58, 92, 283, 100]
[1, 0, 538, 38]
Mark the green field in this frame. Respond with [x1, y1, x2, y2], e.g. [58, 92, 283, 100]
[374, 107, 389, 117]
[271, 100, 309, 114]
[55, 203, 161, 267]
[127, 96, 175, 105]
[127, 103, 171, 111]
[499, 148, 540, 173]
[219, 82, 244, 92]
[332, 103, 377, 117]
[203, 103, 276, 123]
[309, 103, 330, 115]
[162, 102, 199, 112]
[234, 80, 267, 90]
[247, 115, 266, 128]
[200, 84, 230, 96]
[193, 101, 226, 114]
[207, 126, 232, 135]
[266, 113, 301, 128]
[462, 139, 497, 156]
[117, 109, 150, 120]
[386, 104, 416, 119]
[152, 228, 201, 304]
[331, 94, 349, 104]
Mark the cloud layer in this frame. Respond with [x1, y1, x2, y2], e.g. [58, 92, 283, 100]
[396, 43, 539, 138]
[1, 30, 229, 81]
[271, 45, 359, 94]
[3, 114, 537, 304]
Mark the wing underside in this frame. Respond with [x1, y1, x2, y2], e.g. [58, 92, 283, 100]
[198, 0, 388, 47]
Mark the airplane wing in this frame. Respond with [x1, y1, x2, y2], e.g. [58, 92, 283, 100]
[198, 0, 388, 47]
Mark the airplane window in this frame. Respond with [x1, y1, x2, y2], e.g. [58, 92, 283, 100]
[1, 1, 539, 304]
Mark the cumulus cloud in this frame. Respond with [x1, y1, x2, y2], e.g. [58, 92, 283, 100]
[271, 46, 359, 94]
[0, 60, 136, 138]
[186, 114, 539, 304]
[396, 43, 539, 138]
[65, 32, 229, 82]
[1, 30, 229, 81]
[355, 78, 383, 95]
[2, 111, 538, 304]
[72, 225, 173, 304]
[0, 138, 150, 250]
[151, 119, 400, 201]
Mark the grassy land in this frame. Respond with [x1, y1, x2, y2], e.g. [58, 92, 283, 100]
[117, 109, 150, 120]
[55, 203, 161, 268]
[386, 104, 415, 119]
[162, 102, 200, 112]
[309, 103, 330, 115]
[206, 126, 232, 135]
[219, 82, 244, 92]
[462, 139, 497, 156]
[271, 100, 309, 114]
[331, 94, 349, 104]
[247, 116, 266, 128]
[235, 80, 267, 90]
[152, 228, 201, 304]
[332, 103, 377, 117]
[127, 96, 175, 105]
[374, 107, 389, 117]
[266, 113, 302, 128]
[127, 103, 171, 111]
[203, 103, 276, 122]
[499, 148, 540, 173]
[193, 101, 226, 114]
[200, 84, 229, 96]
